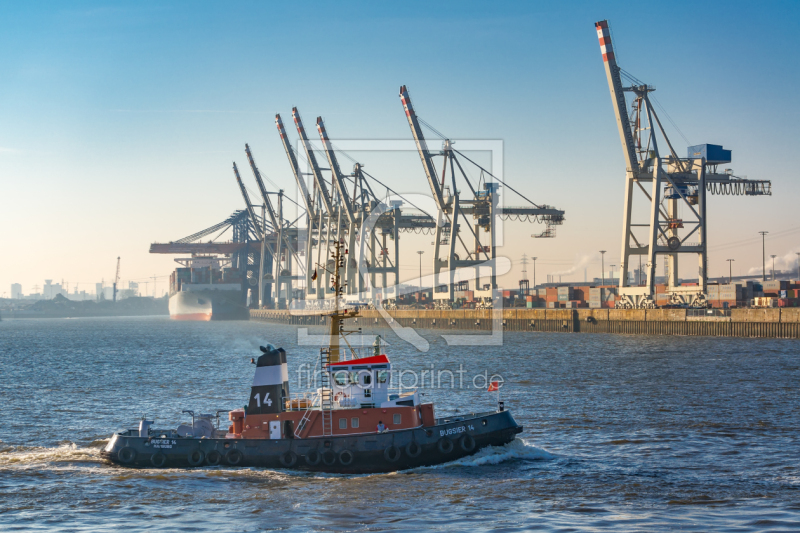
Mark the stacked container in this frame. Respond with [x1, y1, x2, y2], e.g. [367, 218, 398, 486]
[557, 286, 573, 302]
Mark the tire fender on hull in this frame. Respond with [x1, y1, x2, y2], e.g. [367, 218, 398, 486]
[118, 447, 137, 464]
[437, 437, 454, 454]
[338, 449, 354, 466]
[405, 441, 422, 458]
[459, 434, 476, 452]
[305, 449, 321, 466]
[187, 449, 205, 466]
[225, 449, 243, 466]
[321, 450, 336, 466]
[280, 451, 298, 468]
[206, 450, 222, 466]
[384, 445, 401, 462]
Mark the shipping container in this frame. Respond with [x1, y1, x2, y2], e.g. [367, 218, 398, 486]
[762, 280, 788, 291]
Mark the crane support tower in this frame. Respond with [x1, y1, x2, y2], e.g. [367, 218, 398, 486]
[595, 20, 771, 309]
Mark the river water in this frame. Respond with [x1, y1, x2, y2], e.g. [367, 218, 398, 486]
[1, 316, 799, 531]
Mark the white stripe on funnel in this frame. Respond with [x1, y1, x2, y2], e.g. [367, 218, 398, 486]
[252, 364, 289, 386]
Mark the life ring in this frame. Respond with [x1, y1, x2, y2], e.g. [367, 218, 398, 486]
[437, 437, 454, 454]
[338, 449, 354, 466]
[321, 449, 336, 466]
[459, 433, 476, 452]
[150, 452, 166, 468]
[384, 445, 401, 462]
[279, 451, 297, 468]
[225, 449, 243, 466]
[118, 447, 136, 464]
[205, 450, 221, 466]
[305, 449, 321, 466]
[405, 441, 422, 458]
[187, 449, 205, 466]
[334, 392, 348, 402]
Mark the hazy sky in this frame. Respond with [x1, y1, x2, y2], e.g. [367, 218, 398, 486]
[2, 1, 799, 296]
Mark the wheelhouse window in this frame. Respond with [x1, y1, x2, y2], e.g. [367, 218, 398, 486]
[333, 371, 348, 386]
[393, 413, 401, 425]
[378, 371, 388, 384]
[339, 418, 347, 429]
[351, 417, 359, 428]
[363, 373, 372, 385]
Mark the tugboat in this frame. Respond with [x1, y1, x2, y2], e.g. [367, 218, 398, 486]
[103, 241, 523, 473]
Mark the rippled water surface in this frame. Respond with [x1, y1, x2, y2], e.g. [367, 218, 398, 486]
[1, 316, 799, 531]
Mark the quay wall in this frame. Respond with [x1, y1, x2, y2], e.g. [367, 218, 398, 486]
[250, 308, 800, 339]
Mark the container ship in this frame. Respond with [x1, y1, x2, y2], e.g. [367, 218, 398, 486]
[168, 256, 249, 321]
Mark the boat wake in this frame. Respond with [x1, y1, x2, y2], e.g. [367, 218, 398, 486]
[0, 441, 107, 470]
[412, 438, 554, 471]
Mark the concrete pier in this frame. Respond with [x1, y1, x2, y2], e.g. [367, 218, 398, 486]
[250, 308, 800, 339]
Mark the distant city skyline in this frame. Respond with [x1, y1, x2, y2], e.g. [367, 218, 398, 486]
[2, 1, 798, 292]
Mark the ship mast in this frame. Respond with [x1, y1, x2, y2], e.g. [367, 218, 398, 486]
[325, 238, 357, 363]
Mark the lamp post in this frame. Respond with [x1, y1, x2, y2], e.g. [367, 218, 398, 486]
[771, 255, 777, 281]
[727, 259, 735, 284]
[532, 257, 537, 290]
[599, 250, 606, 286]
[417, 250, 424, 302]
[759, 231, 768, 281]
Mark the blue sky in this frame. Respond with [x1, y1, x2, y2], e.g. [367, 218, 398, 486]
[1, 1, 799, 295]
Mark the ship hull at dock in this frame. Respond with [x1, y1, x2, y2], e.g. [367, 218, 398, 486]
[168, 287, 248, 321]
[102, 410, 522, 474]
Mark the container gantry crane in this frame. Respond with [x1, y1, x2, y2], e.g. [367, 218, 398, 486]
[316, 116, 359, 294]
[278, 112, 432, 307]
[245, 144, 304, 307]
[399, 85, 565, 304]
[276, 113, 317, 298]
[292, 108, 338, 299]
[595, 20, 771, 308]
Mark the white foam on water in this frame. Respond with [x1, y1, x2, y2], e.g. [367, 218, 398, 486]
[411, 438, 554, 471]
[0, 442, 105, 470]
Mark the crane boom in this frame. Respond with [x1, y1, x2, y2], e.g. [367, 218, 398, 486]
[399, 85, 445, 212]
[275, 114, 313, 213]
[245, 144, 297, 261]
[292, 107, 333, 214]
[595, 21, 639, 174]
[316, 117, 355, 224]
[245, 144, 282, 231]
[232, 162, 263, 241]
